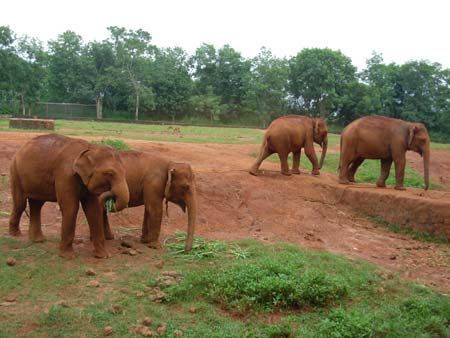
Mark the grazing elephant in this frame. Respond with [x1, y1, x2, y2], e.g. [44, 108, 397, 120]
[338, 115, 430, 190]
[103, 151, 197, 252]
[9, 134, 130, 258]
[249, 115, 328, 176]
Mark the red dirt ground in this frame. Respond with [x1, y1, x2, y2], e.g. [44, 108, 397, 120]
[0, 132, 449, 293]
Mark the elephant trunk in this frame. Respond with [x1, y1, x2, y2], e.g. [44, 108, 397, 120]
[319, 137, 328, 169]
[423, 146, 430, 190]
[185, 186, 197, 252]
[99, 179, 130, 212]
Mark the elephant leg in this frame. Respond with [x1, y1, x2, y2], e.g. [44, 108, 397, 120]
[304, 144, 320, 175]
[81, 194, 109, 258]
[377, 158, 393, 188]
[249, 142, 272, 176]
[339, 150, 354, 184]
[28, 198, 46, 242]
[58, 197, 80, 259]
[102, 209, 114, 240]
[141, 210, 150, 243]
[394, 156, 406, 190]
[278, 152, 291, 176]
[291, 150, 301, 174]
[147, 203, 163, 249]
[347, 157, 364, 183]
[9, 189, 26, 237]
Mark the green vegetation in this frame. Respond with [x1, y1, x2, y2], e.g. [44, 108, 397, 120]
[92, 138, 131, 151]
[0, 235, 448, 337]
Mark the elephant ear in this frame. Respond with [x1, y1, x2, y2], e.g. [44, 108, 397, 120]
[73, 149, 94, 186]
[408, 125, 418, 148]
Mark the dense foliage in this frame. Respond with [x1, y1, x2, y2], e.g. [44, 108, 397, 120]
[0, 26, 449, 133]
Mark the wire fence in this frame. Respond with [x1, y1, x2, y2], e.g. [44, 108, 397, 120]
[36, 102, 97, 119]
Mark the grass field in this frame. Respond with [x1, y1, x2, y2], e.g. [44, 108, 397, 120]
[1, 235, 448, 337]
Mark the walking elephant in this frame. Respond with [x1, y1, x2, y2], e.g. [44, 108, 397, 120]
[249, 115, 328, 176]
[9, 134, 130, 258]
[103, 151, 197, 252]
[338, 115, 430, 190]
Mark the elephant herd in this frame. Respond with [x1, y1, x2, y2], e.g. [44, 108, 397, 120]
[8, 115, 430, 258]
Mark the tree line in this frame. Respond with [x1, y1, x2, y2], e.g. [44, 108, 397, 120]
[0, 25, 449, 133]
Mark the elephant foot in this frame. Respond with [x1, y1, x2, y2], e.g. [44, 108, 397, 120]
[281, 170, 292, 176]
[59, 247, 76, 259]
[311, 169, 320, 176]
[376, 181, 386, 188]
[30, 234, 46, 243]
[249, 169, 259, 176]
[148, 241, 162, 249]
[291, 168, 301, 175]
[9, 228, 22, 237]
[93, 249, 111, 259]
[140, 236, 150, 244]
[339, 178, 350, 185]
[394, 186, 406, 191]
[105, 233, 115, 240]
[348, 177, 356, 183]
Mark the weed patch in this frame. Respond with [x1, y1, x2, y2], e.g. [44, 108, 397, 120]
[92, 138, 130, 151]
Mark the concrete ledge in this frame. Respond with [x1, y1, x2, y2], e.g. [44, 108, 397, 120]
[9, 118, 55, 130]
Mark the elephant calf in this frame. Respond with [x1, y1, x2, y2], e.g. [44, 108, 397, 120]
[103, 151, 197, 251]
[249, 115, 328, 176]
[338, 115, 430, 190]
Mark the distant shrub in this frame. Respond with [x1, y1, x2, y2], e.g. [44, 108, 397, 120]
[92, 138, 130, 151]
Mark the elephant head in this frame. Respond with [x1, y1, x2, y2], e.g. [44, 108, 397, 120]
[407, 123, 430, 190]
[164, 163, 197, 252]
[313, 118, 328, 169]
[73, 145, 130, 210]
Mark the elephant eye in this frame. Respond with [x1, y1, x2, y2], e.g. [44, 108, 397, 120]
[104, 171, 114, 177]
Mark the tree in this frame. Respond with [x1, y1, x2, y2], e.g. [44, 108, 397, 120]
[288, 48, 357, 117]
[108, 26, 155, 120]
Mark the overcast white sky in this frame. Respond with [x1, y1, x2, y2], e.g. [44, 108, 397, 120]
[1, 0, 449, 70]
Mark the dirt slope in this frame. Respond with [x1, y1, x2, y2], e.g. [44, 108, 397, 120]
[0, 132, 449, 292]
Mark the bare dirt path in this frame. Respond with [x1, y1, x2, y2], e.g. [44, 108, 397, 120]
[0, 131, 449, 292]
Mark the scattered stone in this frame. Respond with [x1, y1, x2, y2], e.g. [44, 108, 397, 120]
[103, 326, 113, 336]
[6, 257, 16, 266]
[143, 286, 152, 292]
[162, 271, 178, 277]
[156, 323, 167, 335]
[4, 294, 17, 303]
[148, 290, 166, 302]
[377, 287, 385, 294]
[86, 268, 96, 276]
[129, 249, 138, 256]
[134, 325, 154, 336]
[136, 291, 145, 298]
[154, 260, 164, 269]
[173, 329, 183, 337]
[189, 306, 197, 313]
[142, 317, 152, 326]
[121, 239, 134, 248]
[135, 248, 144, 254]
[87, 280, 100, 288]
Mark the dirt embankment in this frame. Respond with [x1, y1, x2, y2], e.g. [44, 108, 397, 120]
[0, 132, 449, 292]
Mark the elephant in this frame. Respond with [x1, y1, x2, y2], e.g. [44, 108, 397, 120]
[9, 134, 130, 258]
[102, 151, 197, 252]
[338, 115, 430, 190]
[249, 115, 328, 176]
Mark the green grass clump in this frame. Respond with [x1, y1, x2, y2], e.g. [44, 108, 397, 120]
[92, 138, 130, 151]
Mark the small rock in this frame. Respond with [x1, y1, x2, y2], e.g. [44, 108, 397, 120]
[144, 286, 152, 292]
[135, 325, 154, 337]
[377, 287, 385, 294]
[121, 240, 134, 248]
[129, 249, 138, 256]
[86, 268, 96, 276]
[154, 260, 164, 269]
[173, 329, 183, 337]
[110, 304, 123, 314]
[135, 248, 144, 254]
[156, 323, 167, 335]
[189, 306, 197, 313]
[142, 317, 152, 326]
[163, 279, 175, 287]
[87, 280, 100, 288]
[136, 291, 145, 298]
[162, 271, 178, 277]
[103, 326, 113, 336]
[6, 257, 16, 266]
[5, 294, 17, 303]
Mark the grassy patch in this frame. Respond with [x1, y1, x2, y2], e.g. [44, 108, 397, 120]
[92, 138, 130, 151]
[0, 236, 448, 337]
